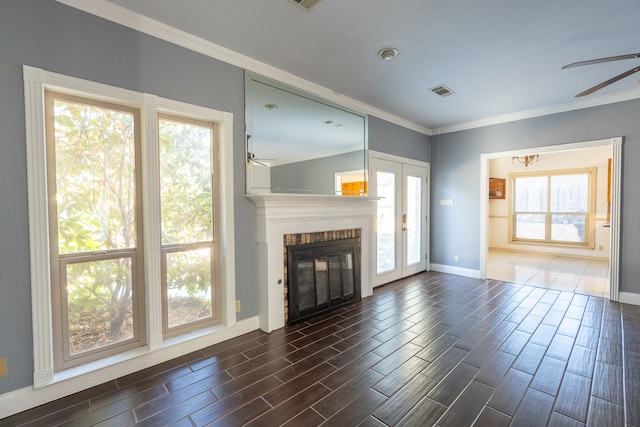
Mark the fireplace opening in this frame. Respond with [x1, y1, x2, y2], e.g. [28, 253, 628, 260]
[287, 238, 361, 324]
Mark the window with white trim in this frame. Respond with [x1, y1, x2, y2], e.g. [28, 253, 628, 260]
[510, 168, 596, 247]
[24, 66, 235, 383]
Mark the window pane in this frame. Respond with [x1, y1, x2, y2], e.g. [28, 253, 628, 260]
[377, 171, 396, 273]
[550, 174, 588, 212]
[406, 175, 422, 266]
[65, 258, 134, 355]
[159, 118, 213, 245]
[551, 214, 586, 242]
[53, 99, 136, 253]
[515, 213, 546, 240]
[514, 176, 547, 212]
[166, 248, 213, 328]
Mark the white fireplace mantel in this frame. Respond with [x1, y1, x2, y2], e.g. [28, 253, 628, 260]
[247, 194, 378, 332]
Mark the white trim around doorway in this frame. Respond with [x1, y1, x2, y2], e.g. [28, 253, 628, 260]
[479, 137, 622, 302]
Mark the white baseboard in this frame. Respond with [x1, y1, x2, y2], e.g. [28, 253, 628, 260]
[430, 263, 482, 279]
[619, 292, 640, 307]
[0, 316, 260, 419]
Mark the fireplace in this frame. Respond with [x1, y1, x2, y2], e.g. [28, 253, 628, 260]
[248, 194, 377, 332]
[285, 232, 361, 324]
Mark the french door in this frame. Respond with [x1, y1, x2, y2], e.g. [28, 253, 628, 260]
[371, 154, 429, 287]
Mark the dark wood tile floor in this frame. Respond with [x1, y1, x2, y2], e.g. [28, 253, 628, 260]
[3, 271, 640, 426]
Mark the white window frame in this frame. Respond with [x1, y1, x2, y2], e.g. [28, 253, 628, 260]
[24, 65, 236, 388]
[509, 167, 597, 248]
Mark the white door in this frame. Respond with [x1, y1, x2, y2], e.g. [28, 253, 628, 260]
[371, 155, 429, 287]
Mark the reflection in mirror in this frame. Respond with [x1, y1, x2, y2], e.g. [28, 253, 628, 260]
[245, 72, 368, 195]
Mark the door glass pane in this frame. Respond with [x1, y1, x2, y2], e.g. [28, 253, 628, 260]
[341, 253, 355, 296]
[315, 257, 328, 305]
[165, 248, 213, 328]
[159, 118, 213, 245]
[406, 175, 422, 266]
[65, 258, 133, 355]
[377, 171, 396, 274]
[297, 260, 315, 311]
[328, 255, 342, 300]
[53, 99, 136, 254]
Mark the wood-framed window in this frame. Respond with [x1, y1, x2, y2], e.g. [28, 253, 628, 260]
[509, 168, 596, 248]
[158, 114, 221, 337]
[25, 66, 236, 386]
[45, 91, 146, 369]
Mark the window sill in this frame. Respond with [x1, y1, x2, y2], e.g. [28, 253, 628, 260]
[47, 317, 256, 388]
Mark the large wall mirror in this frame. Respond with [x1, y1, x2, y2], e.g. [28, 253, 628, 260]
[245, 71, 368, 196]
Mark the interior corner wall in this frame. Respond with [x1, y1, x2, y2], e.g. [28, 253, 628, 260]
[430, 99, 640, 297]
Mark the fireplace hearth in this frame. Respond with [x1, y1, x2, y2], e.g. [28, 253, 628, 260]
[286, 237, 361, 324]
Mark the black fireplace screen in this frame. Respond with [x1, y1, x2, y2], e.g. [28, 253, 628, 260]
[287, 238, 361, 324]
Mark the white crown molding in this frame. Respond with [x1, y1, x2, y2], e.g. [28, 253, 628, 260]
[435, 89, 640, 134]
[56, 0, 431, 136]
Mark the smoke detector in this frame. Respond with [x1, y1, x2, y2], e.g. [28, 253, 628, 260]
[289, 0, 323, 11]
[429, 85, 455, 97]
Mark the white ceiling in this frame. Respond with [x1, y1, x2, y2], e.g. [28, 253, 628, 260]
[77, 0, 640, 132]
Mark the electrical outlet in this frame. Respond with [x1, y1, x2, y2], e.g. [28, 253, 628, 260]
[0, 358, 7, 377]
[454, 254, 460, 263]
[598, 245, 604, 251]
[235, 300, 241, 312]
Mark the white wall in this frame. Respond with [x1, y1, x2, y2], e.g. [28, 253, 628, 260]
[488, 145, 611, 259]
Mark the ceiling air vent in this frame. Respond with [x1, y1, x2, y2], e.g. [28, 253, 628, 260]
[429, 85, 455, 97]
[289, 0, 323, 11]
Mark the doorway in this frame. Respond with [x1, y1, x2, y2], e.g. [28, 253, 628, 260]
[479, 137, 622, 301]
[370, 152, 430, 287]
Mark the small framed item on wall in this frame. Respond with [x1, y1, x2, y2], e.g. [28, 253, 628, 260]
[489, 178, 506, 199]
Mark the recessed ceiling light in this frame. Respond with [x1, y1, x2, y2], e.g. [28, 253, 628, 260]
[377, 48, 398, 61]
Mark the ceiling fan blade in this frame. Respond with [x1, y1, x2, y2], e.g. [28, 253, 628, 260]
[563, 53, 640, 69]
[575, 65, 640, 97]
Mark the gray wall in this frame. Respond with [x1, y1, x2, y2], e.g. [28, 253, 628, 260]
[369, 116, 431, 162]
[0, 0, 253, 394]
[0, 0, 430, 395]
[430, 99, 640, 296]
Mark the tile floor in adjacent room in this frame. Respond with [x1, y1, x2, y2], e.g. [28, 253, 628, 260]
[487, 250, 610, 298]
